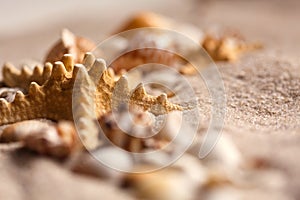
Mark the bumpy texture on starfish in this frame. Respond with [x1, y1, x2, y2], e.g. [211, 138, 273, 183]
[0, 53, 183, 126]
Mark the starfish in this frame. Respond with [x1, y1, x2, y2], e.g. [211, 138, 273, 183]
[1, 53, 183, 148]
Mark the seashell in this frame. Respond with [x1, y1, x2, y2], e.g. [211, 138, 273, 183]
[179, 63, 197, 75]
[110, 31, 183, 74]
[113, 12, 173, 34]
[203, 186, 291, 200]
[119, 150, 206, 200]
[122, 165, 196, 200]
[201, 33, 262, 61]
[113, 12, 203, 42]
[92, 146, 133, 173]
[110, 12, 204, 74]
[188, 134, 242, 170]
[67, 152, 125, 182]
[98, 111, 146, 153]
[202, 134, 243, 169]
[108, 82, 182, 149]
[173, 154, 208, 186]
[44, 29, 96, 64]
[0, 120, 53, 142]
[1, 120, 79, 158]
[0, 87, 23, 102]
[97, 106, 184, 153]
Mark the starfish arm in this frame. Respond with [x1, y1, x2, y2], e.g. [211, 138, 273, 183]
[0, 61, 75, 126]
[2, 54, 76, 91]
[129, 83, 183, 115]
[2, 62, 52, 91]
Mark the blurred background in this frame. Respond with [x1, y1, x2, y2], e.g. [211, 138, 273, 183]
[1, 0, 300, 64]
